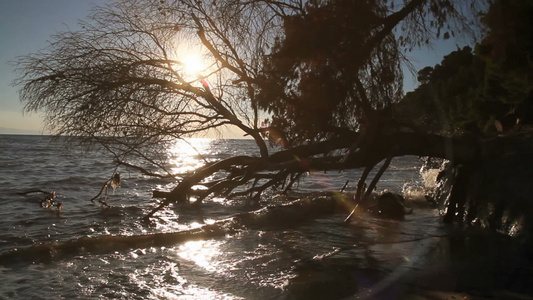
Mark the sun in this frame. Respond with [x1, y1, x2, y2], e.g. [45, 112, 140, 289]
[182, 54, 205, 77]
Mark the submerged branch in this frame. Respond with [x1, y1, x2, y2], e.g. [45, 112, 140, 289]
[90, 169, 120, 207]
[363, 150, 394, 201]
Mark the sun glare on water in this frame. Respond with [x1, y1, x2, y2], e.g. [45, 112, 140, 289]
[167, 138, 212, 174]
[176, 240, 222, 272]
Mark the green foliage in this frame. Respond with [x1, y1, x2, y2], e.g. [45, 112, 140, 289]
[256, 0, 487, 145]
[478, 0, 533, 108]
[257, 0, 405, 146]
[398, 0, 533, 136]
[397, 47, 486, 134]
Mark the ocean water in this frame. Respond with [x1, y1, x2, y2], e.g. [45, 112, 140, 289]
[0, 135, 530, 299]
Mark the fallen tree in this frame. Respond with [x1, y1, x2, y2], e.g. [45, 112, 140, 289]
[18, 0, 532, 233]
[149, 131, 478, 202]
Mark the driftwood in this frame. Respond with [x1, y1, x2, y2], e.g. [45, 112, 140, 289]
[19, 190, 62, 214]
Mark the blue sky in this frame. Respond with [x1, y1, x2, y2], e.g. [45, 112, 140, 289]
[0, 0, 108, 134]
[0, 0, 468, 135]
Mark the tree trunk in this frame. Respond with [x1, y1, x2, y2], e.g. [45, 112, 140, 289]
[149, 130, 530, 219]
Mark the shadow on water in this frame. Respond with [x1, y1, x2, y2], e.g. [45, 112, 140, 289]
[281, 229, 533, 300]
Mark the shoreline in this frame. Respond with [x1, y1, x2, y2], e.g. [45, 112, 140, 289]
[356, 231, 533, 300]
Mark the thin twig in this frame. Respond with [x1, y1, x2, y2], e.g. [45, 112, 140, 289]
[90, 165, 119, 207]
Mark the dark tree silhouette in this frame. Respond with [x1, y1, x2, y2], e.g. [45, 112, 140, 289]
[17, 0, 522, 224]
[396, 46, 487, 135]
[394, 0, 533, 228]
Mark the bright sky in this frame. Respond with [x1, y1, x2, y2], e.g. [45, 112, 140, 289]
[0, 0, 467, 135]
[0, 0, 109, 134]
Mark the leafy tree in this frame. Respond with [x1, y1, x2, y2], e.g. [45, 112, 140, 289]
[16, 0, 275, 160]
[257, 0, 404, 145]
[396, 46, 486, 134]
[393, 0, 533, 227]
[476, 0, 533, 130]
[15, 0, 492, 220]
[398, 0, 533, 136]
[256, 0, 480, 145]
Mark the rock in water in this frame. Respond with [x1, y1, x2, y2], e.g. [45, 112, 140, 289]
[377, 192, 406, 219]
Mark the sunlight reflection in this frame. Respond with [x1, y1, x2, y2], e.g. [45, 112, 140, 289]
[152, 286, 244, 300]
[176, 240, 222, 272]
[150, 203, 218, 233]
[167, 138, 212, 174]
[126, 258, 243, 300]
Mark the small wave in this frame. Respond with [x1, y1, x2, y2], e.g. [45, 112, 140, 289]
[402, 185, 429, 202]
[420, 168, 440, 189]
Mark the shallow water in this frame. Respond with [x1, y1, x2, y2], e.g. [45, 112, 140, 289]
[0, 135, 531, 299]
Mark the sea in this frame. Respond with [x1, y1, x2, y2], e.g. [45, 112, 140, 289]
[0, 135, 531, 299]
